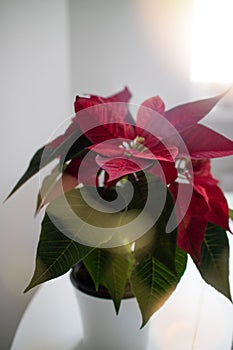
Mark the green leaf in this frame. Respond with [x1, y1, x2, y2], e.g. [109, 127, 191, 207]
[83, 248, 131, 313]
[194, 222, 231, 301]
[44, 186, 138, 312]
[6, 146, 49, 199]
[83, 249, 108, 291]
[130, 246, 187, 327]
[6, 144, 63, 200]
[25, 213, 93, 292]
[132, 177, 178, 272]
[26, 187, 141, 292]
[7, 131, 90, 200]
[60, 134, 91, 164]
[130, 257, 177, 327]
[175, 246, 188, 278]
[151, 188, 177, 273]
[130, 185, 183, 326]
[127, 173, 149, 210]
[101, 252, 131, 313]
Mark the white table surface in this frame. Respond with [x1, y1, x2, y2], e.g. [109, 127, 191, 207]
[11, 196, 233, 350]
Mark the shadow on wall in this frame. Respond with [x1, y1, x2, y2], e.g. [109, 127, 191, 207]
[0, 280, 30, 350]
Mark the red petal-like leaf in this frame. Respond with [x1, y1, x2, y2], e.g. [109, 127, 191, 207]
[148, 161, 177, 184]
[74, 86, 132, 112]
[170, 183, 209, 261]
[178, 124, 233, 159]
[191, 159, 229, 230]
[136, 113, 169, 147]
[198, 181, 230, 231]
[65, 152, 100, 186]
[189, 159, 215, 181]
[135, 123, 179, 163]
[129, 146, 177, 162]
[74, 106, 135, 144]
[138, 95, 165, 118]
[136, 96, 165, 142]
[165, 89, 229, 132]
[73, 87, 135, 143]
[96, 155, 152, 182]
[89, 136, 177, 163]
[88, 139, 126, 157]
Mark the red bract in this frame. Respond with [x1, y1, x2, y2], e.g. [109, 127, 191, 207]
[170, 159, 230, 262]
[74, 98, 179, 184]
[73, 88, 233, 184]
[88, 137, 177, 183]
[73, 87, 135, 144]
[74, 86, 132, 113]
[51, 89, 179, 188]
[48, 86, 132, 148]
[137, 89, 233, 159]
[45, 88, 233, 224]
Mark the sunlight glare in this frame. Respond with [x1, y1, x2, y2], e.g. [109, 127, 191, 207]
[191, 0, 233, 83]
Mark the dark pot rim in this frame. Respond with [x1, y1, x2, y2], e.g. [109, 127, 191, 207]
[70, 262, 134, 300]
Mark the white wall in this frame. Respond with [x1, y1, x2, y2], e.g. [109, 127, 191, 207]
[68, 0, 194, 106]
[0, 1, 71, 348]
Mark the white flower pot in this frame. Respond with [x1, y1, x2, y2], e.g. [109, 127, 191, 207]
[71, 265, 150, 350]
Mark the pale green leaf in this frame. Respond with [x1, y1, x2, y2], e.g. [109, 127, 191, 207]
[35, 165, 61, 214]
[229, 208, 233, 221]
[46, 188, 142, 248]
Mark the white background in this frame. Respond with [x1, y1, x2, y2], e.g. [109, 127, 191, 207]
[0, 1, 233, 349]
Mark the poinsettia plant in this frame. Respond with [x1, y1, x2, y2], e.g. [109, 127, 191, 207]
[8, 87, 233, 326]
